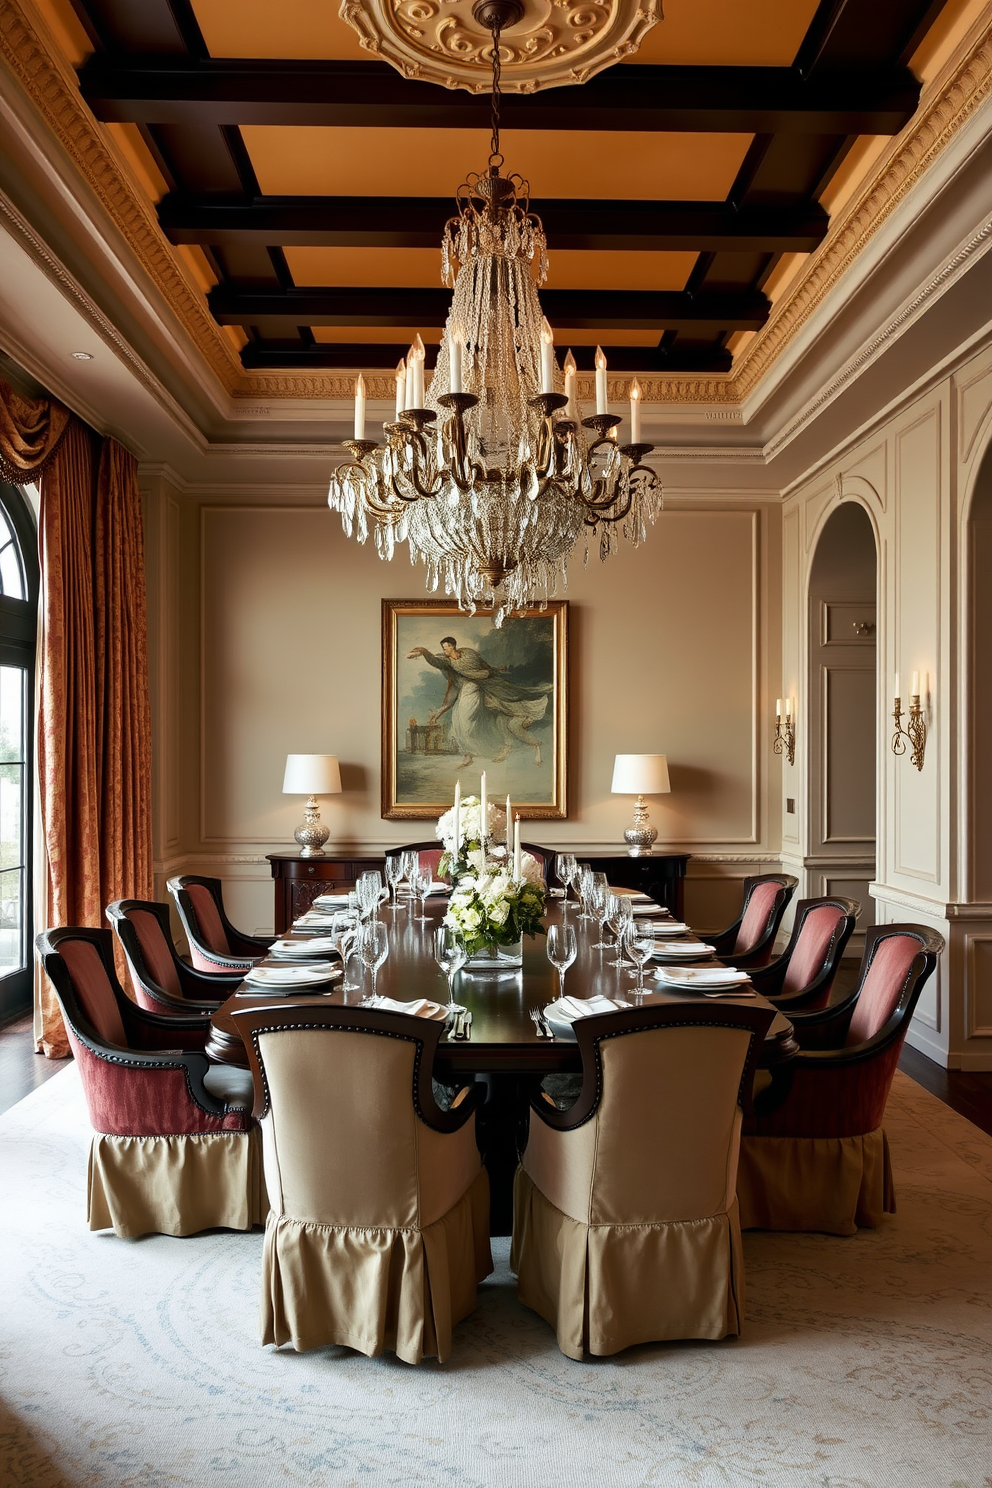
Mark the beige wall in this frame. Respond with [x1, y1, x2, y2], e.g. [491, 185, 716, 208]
[144, 480, 782, 936]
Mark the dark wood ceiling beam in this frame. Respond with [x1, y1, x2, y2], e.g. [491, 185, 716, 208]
[239, 341, 734, 373]
[78, 58, 920, 134]
[159, 194, 830, 252]
[208, 286, 770, 332]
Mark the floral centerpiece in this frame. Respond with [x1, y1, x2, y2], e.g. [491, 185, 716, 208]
[436, 795, 508, 883]
[443, 859, 547, 969]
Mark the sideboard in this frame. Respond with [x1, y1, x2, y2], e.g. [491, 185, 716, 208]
[267, 849, 689, 932]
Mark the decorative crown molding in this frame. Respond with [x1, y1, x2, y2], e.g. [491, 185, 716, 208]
[1, 0, 990, 419]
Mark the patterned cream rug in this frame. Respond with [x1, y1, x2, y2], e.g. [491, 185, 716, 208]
[1, 1065, 989, 1488]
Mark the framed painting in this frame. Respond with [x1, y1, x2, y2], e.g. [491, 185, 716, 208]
[381, 599, 568, 820]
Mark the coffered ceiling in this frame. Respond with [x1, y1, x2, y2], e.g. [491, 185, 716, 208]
[33, 0, 960, 385]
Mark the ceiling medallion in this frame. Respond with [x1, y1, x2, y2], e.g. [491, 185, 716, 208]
[339, 0, 661, 93]
[327, 0, 662, 625]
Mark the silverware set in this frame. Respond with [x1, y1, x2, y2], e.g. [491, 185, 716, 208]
[529, 1008, 554, 1039]
[448, 1009, 472, 1040]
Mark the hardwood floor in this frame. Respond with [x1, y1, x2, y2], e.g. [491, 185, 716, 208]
[2, 1000, 991, 1129]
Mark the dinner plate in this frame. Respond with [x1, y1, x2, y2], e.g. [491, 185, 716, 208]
[651, 921, 690, 936]
[650, 941, 715, 958]
[243, 963, 341, 990]
[630, 903, 665, 916]
[542, 994, 631, 1041]
[655, 967, 751, 990]
[269, 936, 341, 959]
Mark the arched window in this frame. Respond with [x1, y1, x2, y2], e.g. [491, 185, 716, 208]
[0, 484, 39, 1021]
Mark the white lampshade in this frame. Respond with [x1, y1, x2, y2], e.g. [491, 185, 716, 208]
[282, 753, 342, 795]
[611, 753, 671, 795]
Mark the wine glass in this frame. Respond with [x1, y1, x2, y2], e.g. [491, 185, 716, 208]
[433, 927, 467, 1013]
[356, 875, 381, 923]
[360, 920, 389, 998]
[400, 849, 419, 910]
[590, 879, 612, 949]
[410, 858, 432, 922]
[384, 853, 403, 911]
[554, 852, 576, 907]
[606, 894, 633, 966]
[575, 863, 595, 920]
[335, 915, 364, 993]
[624, 920, 657, 1002]
[546, 922, 577, 1001]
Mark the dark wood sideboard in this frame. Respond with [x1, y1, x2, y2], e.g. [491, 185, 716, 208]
[267, 850, 689, 933]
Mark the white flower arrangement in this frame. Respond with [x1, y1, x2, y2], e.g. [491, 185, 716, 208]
[435, 795, 508, 853]
[443, 864, 547, 956]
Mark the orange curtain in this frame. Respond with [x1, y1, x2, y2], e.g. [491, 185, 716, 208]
[0, 378, 153, 1057]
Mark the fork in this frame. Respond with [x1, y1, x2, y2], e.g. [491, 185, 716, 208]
[529, 1008, 551, 1039]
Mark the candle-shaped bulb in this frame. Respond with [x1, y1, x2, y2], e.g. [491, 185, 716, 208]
[540, 317, 555, 394]
[629, 377, 642, 444]
[450, 328, 464, 394]
[776, 698, 783, 718]
[410, 334, 426, 408]
[353, 372, 366, 440]
[894, 674, 901, 701]
[563, 349, 578, 421]
[911, 670, 920, 698]
[785, 697, 793, 720]
[394, 357, 406, 419]
[595, 345, 608, 415]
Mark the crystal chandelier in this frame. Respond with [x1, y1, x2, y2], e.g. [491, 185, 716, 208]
[327, 0, 662, 625]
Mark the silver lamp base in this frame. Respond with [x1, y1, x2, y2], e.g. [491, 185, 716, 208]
[622, 794, 657, 856]
[294, 795, 329, 857]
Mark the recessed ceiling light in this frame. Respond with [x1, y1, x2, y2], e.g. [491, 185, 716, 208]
[69, 351, 94, 360]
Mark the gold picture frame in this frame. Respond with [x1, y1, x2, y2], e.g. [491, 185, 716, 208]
[381, 599, 569, 820]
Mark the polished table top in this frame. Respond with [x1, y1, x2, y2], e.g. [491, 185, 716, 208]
[207, 898, 796, 1073]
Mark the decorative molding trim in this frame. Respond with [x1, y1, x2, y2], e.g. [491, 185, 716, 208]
[869, 881, 952, 919]
[2, 0, 990, 426]
[0, 0, 242, 391]
[763, 213, 992, 460]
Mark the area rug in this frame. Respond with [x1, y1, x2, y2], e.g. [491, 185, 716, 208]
[1, 1067, 989, 1488]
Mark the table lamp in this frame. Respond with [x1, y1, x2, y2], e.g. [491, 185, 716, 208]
[283, 753, 342, 857]
[611, 754, 670, 856]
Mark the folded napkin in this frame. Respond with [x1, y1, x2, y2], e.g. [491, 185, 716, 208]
[552, 994, 630, 1021]
[652, 941, 715, 957]
[295, 911, 344, 928]
[363, 996, 448, 1021]
[314, 892, 353, 906]
[270, 936, 341, 958]
[609, 888, 653, 902]
[630, 903, 664, 916]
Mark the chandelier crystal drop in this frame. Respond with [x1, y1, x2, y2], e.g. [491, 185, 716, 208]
[327, 0, 662, 625]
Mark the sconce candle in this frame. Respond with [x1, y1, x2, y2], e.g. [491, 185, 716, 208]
[892, 672, 927, 770]
[774, 698, 796, 766]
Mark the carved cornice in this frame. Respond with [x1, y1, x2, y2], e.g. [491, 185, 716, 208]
[733, 16, 992, 401]
[0, 0, 242, 394]
[1, 0, 990, 417]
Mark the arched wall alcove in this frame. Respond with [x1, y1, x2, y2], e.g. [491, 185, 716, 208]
[805, 500, 879, 945]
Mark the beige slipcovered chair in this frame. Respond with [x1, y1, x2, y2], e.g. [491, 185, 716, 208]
[511, 1001, 774, 1360]
[233, 1001, 493, 1365]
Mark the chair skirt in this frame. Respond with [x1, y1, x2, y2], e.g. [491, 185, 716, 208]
[87, 1127, 267, 1238]
[736, 1127, 895, 1236]
[511, 1167, 746, 1360]
[260, 1166, 492, 1365]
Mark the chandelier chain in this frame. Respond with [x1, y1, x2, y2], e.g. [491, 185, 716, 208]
[489, 24, 503, 170]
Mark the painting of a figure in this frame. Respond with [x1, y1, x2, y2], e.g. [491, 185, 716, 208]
[382, 600, 568, 819]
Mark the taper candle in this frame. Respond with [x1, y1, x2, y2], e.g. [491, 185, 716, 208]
[911, 671, 920, 697]
[453, 778, 461, 851]
[450, 330, 463, 395]
[894, 674, 901, 701]
[480, 771, 487, 833]
[563, 350, 578, 421]
[513, 814, 522, 878]
[353, 373, 366, 440]
[629, 378, 642, 443]
[540, 318, 555, 395]
[505, 795, 512, 855]
[394, 358, 406, 419]
[595, 346, 608, 415]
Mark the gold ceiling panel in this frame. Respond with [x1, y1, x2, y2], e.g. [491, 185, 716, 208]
[191, 0, 817, 66]
[283, 246, 698, 291]
[242, 127, 752, 201]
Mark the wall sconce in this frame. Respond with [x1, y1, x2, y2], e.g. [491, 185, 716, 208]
[774, 698, 796, 767]
[891, 673, 927, 771]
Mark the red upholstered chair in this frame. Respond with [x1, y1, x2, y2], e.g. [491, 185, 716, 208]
[736, 923, 943, 1236]
[37, 926, 266, 1238]
[747, 897, 860, 1011]
[709, 873, 799, 968]
[167, 874, 273, 974]
[106, 899, 243, 1015]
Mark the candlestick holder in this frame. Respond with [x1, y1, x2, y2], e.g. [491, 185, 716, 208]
[773, 709, 796, 766]
[891, 692, 927, 770]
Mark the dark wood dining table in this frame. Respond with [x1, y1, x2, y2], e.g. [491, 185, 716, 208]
[207, 896, 797, 1231]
